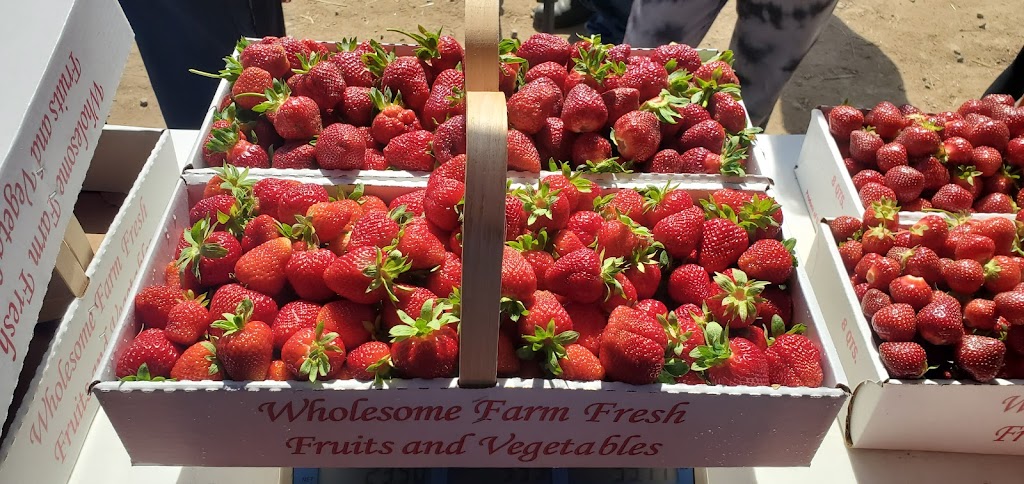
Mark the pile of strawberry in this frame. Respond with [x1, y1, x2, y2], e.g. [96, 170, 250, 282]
[829, 209, 1024, 382]
[499, 34, 759, 175]
[826, 97, 1024, 213]
[115, 161, 466, 383]
[497, 172, 826, 387]
[196, 28, 466, 171]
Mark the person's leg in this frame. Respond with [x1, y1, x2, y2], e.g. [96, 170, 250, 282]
[728, 0, 838, 127]
[985, 45, 1024, 100]
[582, 0, 633, 45]
[623, 0, 728, 48]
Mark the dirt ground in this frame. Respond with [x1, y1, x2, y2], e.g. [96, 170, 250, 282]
[108, 0, 1023, 135]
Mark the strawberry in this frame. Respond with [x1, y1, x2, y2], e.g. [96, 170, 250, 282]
[828, 105, 865, 140]
[852, 170, 885, 190]
[252, 178, 299, 218]
[995, 290, 1024, 325]
[600, 189, 646, 221]
[211, 298, 274, 380]
[698, 217, 749, 273]
[877, 341, 928, 379]
[313, 123, 364, 170]
[317, 299, 376, 352]
[884, 166, 924, 202]
[710, 91, 748, 134]
[860, 288, 892, 319]
[134, 285, 184, 329]
[240, 41, 290, 78]
[278, 183, 329, 224]
[1007, 137, 1024, 167]
[973, 146, 1004, 177]
[525, 61, 568, 91]
[985, 256, 1021, 293]
[640, 184, 693, 227]
[170, 341, 223, 381]
[369, 87, 421, 145]
[176, 220, 241, 288]
[571, 132, 613, 166]
[536, 117, 576, 162]
[648, 149, 685, 173]
[668, 264, 714, 306]
[347, 341, 393, 382]
[339, 86, 373, 125]
[281, 247, 335, 302]
[858, 182, 897, 207]
[544, 248, 609, 304]
[964, 298, 998, 330]
[758, 286, 793, 324]
[838, 240, 864, 271]
[765, 329, 823, 387]
[612, 110, 661, 162]
[894, 125, 941, 158]
[600, 306, 668, 384]
[396, 217, 447, 270]
[908, 215, 947, 251]
[566, 211, 603, 245]
[849, 129, 884, 164]
[164, 292, 211, 346]
[425, 252, 462, 298]
[508, 128, 542, 172]
[956, 335, 1006, 382]
[680, 119, 726, 154]
[943, 258, 985, 294]
[871, 303, 917, 342]
[652, 43, 702, 73]
[272, 140, 317, 169]
[557, 344, 605, 381]
[976, 217, 1017, 255]
[903, 247, 942, 284]
[325, 246, 410, 304]
[370, 51, 430, 113]
[389, 300, 459, 379]
[861, 225, 895, 255]
[888, 275, 931, 310]
[561, 84, 608, 133]
[348, 209, 402, 249]
[602, 88, 641, 129]
[517, 33, 572, 67]
[565, 303, 607, 357]
[239, 215, 278, 254]
[424, 175, 465, 232]
[115, 328, 182, 379]
[189, 194, 238, 226]
[517, 183, 570, 232]
[690, 322, 769, 386]
[420, 69, 465, 128]
[829, 216, 863, 242]
[251, 81, 322, 140]
[706, 270, 767, 329]
[954, 234, 995, 263]
[382, 285, 437, 330]
[914, 156, 951, 191]
[504, 195, 527, 241]
[294, 53, 347, 112]
[738, 239, 795, 284]
[917, 299, 965, 345]
[208, 283, 279, 329]
[635, 299, 668, 317]
[621, 58, 669, 100]
[271, 300, 321, 350]
[231, 67, 274, 111]
[940, 136, 974, 165]
[307, 200, 359, 242]
[975, 192, 1016, 213]
[594, 216, 648, 259]
[968, 117, 1010, 151]
[507, 77, 563, 135]
[866, 101, 905, 139]
[282, 322, 346, 382]
[383, 130, 435, 171]
[234, 237, 293, 296]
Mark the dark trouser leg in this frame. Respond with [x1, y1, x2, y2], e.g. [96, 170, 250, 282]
[623, 0, 728, 48]
[119, 0, 285, 129]
[985, 45, 1024, 100]
[729, 0, 838, 126]
[582, 0, 634, 45]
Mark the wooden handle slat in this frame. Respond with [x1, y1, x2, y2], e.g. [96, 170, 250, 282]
[458, 91, 508, 388]
[463, 0, 500, 92]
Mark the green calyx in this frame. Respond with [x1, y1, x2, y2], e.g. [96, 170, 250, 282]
[188, 38, 247, 81]
[176, 219, 229, 282]
[119, 363, 175, 382]
[279, 214, 320, 249]
[569, 36, 623, 84]
[685, 76, 742, 108]
[335, 37, 359, 52]
[600, 256, 627, 301]
[955, 165, 982, 186]
[640, 182, 678, 213]
[516, 320, 579, 377]
[298, 322, 343, 383]
[868, 198, 900, 225]
[500, 296, 529, 322]
[292, 51, 326, 75]
[766, 315, 805, 346]
[507, 229, 549, 252]
[577, 157, 633, 174]
[213, 164, 255, 197]
[658, 311, 694, 359]
[718, 136, 750, 177]
[390, 299, 458, 342]
[251, 79, 291, 115]
[200, 341, 221, 376]
[387, 25, 446, 62]
[211, 298, 255, 336]
[736, 193, 782, 236]
[205, 126, 243, 154]
[441, 287, 462, 319]
[369, 86, 404, 113]
[711, 270, 768, 324]
[365, 353, 394, 386]
[689, 321, 730, 372]
[640, 89, 690, 125]
[361, 40, 396, 78]
[516, 183, 562, 226]
[363, 249, 413, 303]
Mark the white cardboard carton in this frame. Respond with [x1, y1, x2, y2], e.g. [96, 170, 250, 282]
[90, 173, 847, 468]
[807, 220, 1024, 455]
[0, 0, 132, 428]
[794, 109, 863, 226]
[0, 128, 180, 483]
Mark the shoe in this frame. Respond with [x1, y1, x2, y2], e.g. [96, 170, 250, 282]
[533, 0, 592, 32]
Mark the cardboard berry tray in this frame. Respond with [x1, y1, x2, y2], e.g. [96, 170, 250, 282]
[807, 217, 1024, 455]
[87, 164, 848, 467]
[796, 107, 1022, 228]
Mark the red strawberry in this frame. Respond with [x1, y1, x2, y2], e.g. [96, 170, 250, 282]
[278, 183, 329, 224]
[115, 328, 182, 379]
[420, 69, 465, 129]
[324, 246, 410, 304]
[878, 341, 928, 378]
[544, 248, 609, 304]
[536, 117, 576, 162]
[619, 58, 668, 100]
[612, 110, 661, 162]
[346, 341, 393, 382]
[295, 54, 347, 112]
[339, 86, 373, 125]
[240, 41, 290, 78]
[189, 194, 237, 226]
[864, 255, 900, 290]
[561, 83, 608, 133]
[519, 290, 574, 339]
[634, 298, 668, 317]
[602, 87, 641, 128]
[518, 183, 571, 232]
[396, 217, 446, 270]
[164, 293, 212, 346]
[317, 300, 376, 351]
[175, 220, 241, 288]
[977, 217, 1017, 255]
[170, 341, 223, 381]
[282, 322, 346, 382]
[710, 92, 748, 133]
[829, 216, 863, 242]
[389, 300, 459, 379]
[985, 256, 1021, 293]
[889, 275, 932, 310]
[507, 128, 542, 172]
[918, 298, 965, 345]
[571, 132, 613, 166]
[369, 87, 421, 144]
[1007, 137, 1024, 167]
[866, 101, 905, 139]
[252, 178, 299, 219]
[873, 142, 907, 173]
[281, 248, 335, 302]
[271, 300, 321, 350]
[973, 146, 1003, 177]
[384, 130, 435, 171]
[348, 209, 402, 249]
[518, 33, 572, 67]
[372, 53, 430, 112]
[694, 58, 740, 85]
[525, 61, 568, 91]
[931, 184, 974, 212]
[956, 335, 1006, 382]
[239, 215, 278, 254]
[968, 117, 1010, 151]
[706, 270, 767, 329]
[861, 225, 895, 255]
[652, 43, 702, 73]
[954, 234, 995, 263]
[884, 166, 924, 202]
[975, 192, 1016, 213]
[423, 175, 465, 233]
[425, 252, 462, 298]
[272, 140, 317, 169]
[211, 299, 274, 380]
[382, 285, 437, 331]
[941, 136, 974, 164]
[208, 282, 278, 327]
[234, 237, 292, 296]
[894, 125, 941, 158]
[699, 217, 749, 273]
[648, 148, 686, 173]
[850, 129, 884, 164]
[944, 258, 985, 294]
[231, 67, 274, 111]
[858, 182, 897, 207]
[567, 210, 603, 245]
[680, 119, 726, 154]
[965, 298, 999, 330]
[565, 303, 607, 357]
[995, 290, 1024, 325]
[307, 200, 359, 242]
[828, 105, 865, 140]
[691, 322, 770, 386]
[668, 264, 713, 306]
[766, 330, 823, 388]
[508, 77, 563, 135]
[134, 285, 184, 329]
[913, 156, 951, 191]
[558, 344, 605, 381]
[252, 81, 322, 140]
[500, 245, 538, 303]
[738, 239, 795, 284]
[860, 288, 892, 319]
[838, 240, 864, 271]
[600, 306, 668, 384]
[852, 170, 885, 190]
[871, 303, 917, 342]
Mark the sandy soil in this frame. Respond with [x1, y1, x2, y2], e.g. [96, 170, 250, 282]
[107, 0, 1023, 135]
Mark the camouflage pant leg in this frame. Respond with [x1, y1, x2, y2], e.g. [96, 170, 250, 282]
[625, 0, 838, 127]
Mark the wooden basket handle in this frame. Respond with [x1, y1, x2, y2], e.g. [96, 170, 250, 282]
[463, 0, 500, 92]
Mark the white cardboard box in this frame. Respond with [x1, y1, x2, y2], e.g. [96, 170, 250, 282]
[0, 127, 181, 483]
[90, 173, 847, 468]
[794, 109, 863, 227]
[0, 0, 132, 429]
[807, 220, 1024, 455]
